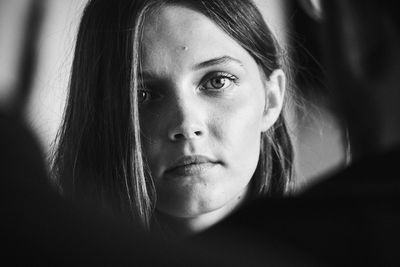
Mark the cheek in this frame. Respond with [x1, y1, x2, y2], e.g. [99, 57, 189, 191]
[209, 90, 265, 182]
[211, 90, 265, 156]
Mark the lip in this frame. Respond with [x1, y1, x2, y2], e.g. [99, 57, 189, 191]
[164, 155, 219, 178]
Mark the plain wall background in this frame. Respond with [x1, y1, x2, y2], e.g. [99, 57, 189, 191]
[0, 0, 344, 188]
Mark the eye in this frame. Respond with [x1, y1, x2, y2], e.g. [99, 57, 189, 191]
[138, 90, 148, 104]
[137, 89, 161, 104]
[202, 73, 238, 91]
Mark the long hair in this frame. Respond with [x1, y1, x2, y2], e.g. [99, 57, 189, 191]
[51, 0, 294, 231]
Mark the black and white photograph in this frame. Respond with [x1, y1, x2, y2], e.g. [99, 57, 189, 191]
[1, 0, 399, 265]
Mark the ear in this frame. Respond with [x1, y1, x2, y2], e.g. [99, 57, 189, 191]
[261, 69, 286, 132]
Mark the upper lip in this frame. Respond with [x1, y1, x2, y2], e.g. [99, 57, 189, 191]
[165, 155, 218, 172]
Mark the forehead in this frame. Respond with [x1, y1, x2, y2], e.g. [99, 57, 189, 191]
[141, 5, 256, 74]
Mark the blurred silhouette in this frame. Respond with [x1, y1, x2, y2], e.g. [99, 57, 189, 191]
[0, 0, 308, 265]
[192, 0, 400, 266]
[5, 0, 400, 265]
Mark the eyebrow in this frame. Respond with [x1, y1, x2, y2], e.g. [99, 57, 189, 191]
[193, 56, 244, 70]
[140, 55, 244, 81]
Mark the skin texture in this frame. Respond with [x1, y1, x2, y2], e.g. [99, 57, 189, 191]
[140, 5, 285, 235]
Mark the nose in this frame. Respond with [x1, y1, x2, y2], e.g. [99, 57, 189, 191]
[167, 96, 206, 142]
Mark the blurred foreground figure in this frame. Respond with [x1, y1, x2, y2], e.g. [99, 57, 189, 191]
[4, 0, 400, 265]
[194, 0, 400, 266]
[0, 1, 306, 265]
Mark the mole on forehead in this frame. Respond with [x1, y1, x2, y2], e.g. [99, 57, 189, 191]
[176, 46, 189, 51]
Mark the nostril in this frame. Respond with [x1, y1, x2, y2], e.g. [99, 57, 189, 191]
[171, 130, 203, 141]
[174, 133, 185, 140]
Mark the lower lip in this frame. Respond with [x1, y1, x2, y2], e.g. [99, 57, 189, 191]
[165, 162, 218, 178]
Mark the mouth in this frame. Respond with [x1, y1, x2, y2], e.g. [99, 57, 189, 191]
[164, 155, 220, 178]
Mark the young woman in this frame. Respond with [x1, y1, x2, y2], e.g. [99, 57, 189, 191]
[52, 0, 294, 237]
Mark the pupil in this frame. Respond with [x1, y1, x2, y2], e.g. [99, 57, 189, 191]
[138, 91, 147, 103]
[212, 78, 225, 88]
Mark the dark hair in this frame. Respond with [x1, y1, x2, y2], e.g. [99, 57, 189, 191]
[51, 0, 294, 231]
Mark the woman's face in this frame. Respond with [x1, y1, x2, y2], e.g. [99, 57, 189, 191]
[140, 5, 283, 219]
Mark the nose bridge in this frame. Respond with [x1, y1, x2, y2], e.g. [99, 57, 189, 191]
[174, 89, 196, 122]
[168, 85, 206, 141]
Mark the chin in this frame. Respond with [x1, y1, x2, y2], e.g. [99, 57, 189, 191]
[156, 175, 250, 219]
[157, 190, 227, 218]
